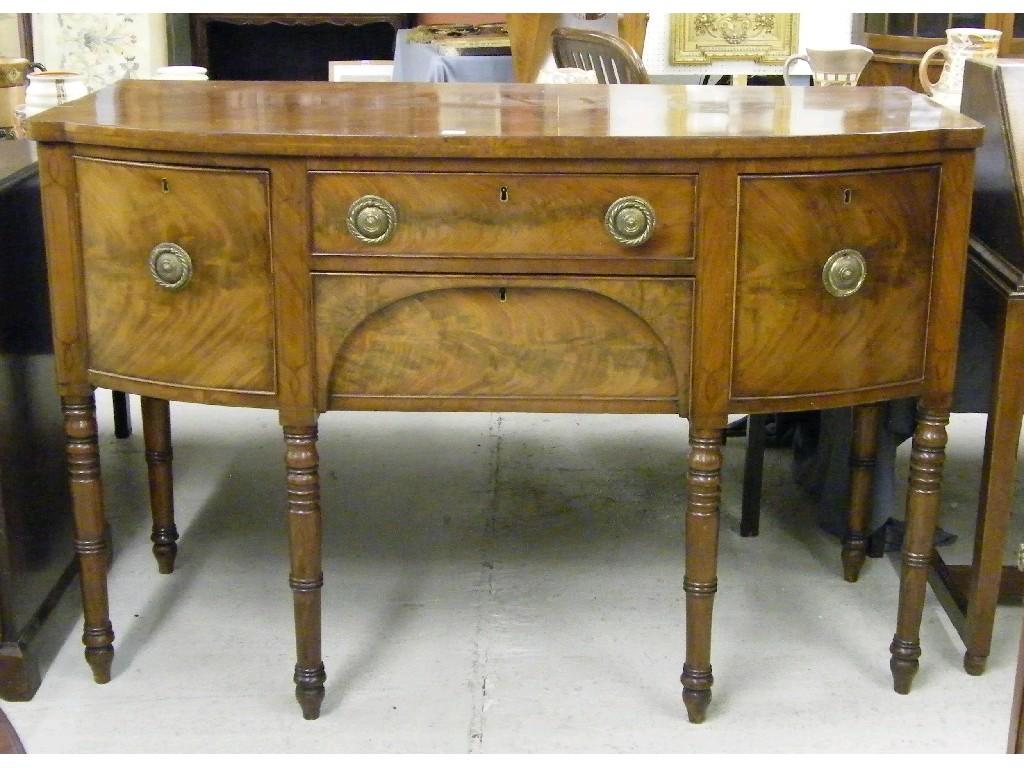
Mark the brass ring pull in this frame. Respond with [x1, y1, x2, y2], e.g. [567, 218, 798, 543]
[822, 248, 867, 297]
[148, 242, 193, 291]
[347, 195, 398, 245]
[604, 196, 656, 247]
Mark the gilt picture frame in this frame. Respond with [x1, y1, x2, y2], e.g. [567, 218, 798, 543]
[670, 13, 799, 65]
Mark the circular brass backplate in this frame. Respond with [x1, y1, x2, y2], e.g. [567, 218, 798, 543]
[148, 242, 193, 291]
[346, 195, 398, 245]
[822, 248, 867, 298]
[604, 196, 656, 247]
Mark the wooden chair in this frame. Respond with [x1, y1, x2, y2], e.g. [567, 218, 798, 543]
[551, 27, 649, 84]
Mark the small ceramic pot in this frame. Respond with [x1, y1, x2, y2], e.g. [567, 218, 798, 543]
[23, 70, 88, 116]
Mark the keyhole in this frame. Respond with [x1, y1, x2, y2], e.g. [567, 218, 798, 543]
[843, 188, 853, 205]
[499, 186, 509, 202]
[161, 178, 170, 193]
[498, 287, 507, 302]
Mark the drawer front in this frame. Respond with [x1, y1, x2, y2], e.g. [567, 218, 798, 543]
[310, 172, 695, 261]
[732, 166, 940, 400]
[314, 274, 692, 413]
[77, 158, 275, 393]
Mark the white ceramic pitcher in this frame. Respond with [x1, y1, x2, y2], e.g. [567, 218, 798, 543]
[919, 28, 1002, 111]
[783, 45, 874, 87]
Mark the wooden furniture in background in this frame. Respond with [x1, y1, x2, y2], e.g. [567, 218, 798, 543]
[925, 59, 1024, 677]
[27, 80, 980, 724]
[856, 12, 1024, 91]
[0, 140, 76, 702]
[551, 27, 649, 84]
[508, 14, 648, 83]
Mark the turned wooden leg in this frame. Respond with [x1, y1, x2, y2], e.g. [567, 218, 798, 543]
[890, 408, 948, 694]
[842, 404, 881, 582]
[64, 395, 114, 683]
[964, 302, 1024, 675]
[681, 426, 723, 724]
[740, 413, 767, 537]
[284, 425, 326, 720]
[141, 397, 178, 574]
[112, 390, 131, 439]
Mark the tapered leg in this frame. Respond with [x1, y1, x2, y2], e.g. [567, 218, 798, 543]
[141, 397, 178, 574]
[112, 390, 131, 439]
[681, 426, 723, 724]
[284, 425, 326, 720]
[842, 404, 881, 582]
[890, 408, 948, 694]
[740, 414, 767, 537]
[963, 302, 1024, 675]
[63, 395, 114, 683]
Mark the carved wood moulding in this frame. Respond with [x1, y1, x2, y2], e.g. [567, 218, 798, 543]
[670, 13, 799, 65]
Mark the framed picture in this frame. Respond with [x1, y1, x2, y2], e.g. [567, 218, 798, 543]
[670, 13, 799, 65]
[0, 13, 32, 59]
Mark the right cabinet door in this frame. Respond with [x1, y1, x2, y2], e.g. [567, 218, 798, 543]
[731, 166, 940, 400]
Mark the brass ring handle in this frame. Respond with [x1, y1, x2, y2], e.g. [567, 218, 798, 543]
[347, 194, 398, 245]
[822, 248, 867, 298]
[604, 196, 656, 247]
[148, 242, 193, 291]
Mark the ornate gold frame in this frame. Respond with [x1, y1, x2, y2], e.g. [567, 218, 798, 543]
[670, 13, 799, 65]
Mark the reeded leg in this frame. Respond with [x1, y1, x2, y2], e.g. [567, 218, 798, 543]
[681, 426, 723, 724]
[284, 425, 326, 720]
[890, 408, 948, 694]
[141, 397, 178, 574]
[842, 404, 881, 582]
[64, 395, 114, 683]
[740, 413, 767, 537]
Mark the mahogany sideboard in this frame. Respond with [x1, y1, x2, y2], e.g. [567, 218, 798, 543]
[27, 81, 982, 722]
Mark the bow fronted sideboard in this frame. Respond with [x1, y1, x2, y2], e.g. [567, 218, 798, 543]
[27, 81, 982, 722]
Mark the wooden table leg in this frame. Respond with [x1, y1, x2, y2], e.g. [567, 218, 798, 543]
[681, 425, 724, 723]
[141, 397, 178, 575]
[842, 403, 881, 582]
[63, 394, 114, 684]
[111, 390, 131, 439]
[963, 300, 1024, 675]
[284, 424, 326, 720]
[740, 413, 767, 537]
[890, 407, 949, 694]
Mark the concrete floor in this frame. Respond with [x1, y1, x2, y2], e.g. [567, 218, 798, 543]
[6, 393, 1023, 752]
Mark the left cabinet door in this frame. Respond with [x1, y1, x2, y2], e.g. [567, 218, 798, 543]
[76, 158, 276, 394]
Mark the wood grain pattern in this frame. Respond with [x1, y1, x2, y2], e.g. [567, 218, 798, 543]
[76, 158, 276, 393]
[314, 274, 692, 414]
[732, 166, 940, 400]
[25, 81, 983, 159]
[311, 172, 695, 261]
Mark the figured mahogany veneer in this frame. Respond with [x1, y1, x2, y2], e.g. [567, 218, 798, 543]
[27, 80, 982, 725]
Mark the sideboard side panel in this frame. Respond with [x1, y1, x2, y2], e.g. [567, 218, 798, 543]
[37, 144, 89, 397]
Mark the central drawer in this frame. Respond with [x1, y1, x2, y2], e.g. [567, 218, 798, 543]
[310, 172, 695, 261]
[314, 273, 692, 414]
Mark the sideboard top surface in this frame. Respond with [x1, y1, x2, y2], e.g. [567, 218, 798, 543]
[26, 80, 982, 159]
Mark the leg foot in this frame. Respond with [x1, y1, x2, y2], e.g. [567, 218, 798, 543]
[681, 665, 713, 723]
[841, 535, 867, 582]
[151, 526, 179, 575]
[890, 636, 920, 694]
[963, 652, 987, 676]
[84, 644, 113, 684]
[294, 664, 326, 720]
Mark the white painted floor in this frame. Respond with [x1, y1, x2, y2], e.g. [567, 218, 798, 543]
[6, 394, 1022, 752]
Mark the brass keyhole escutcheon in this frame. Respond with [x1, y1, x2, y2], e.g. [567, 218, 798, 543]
[822, 249, 867, 298]
[148, 242, 193, 291]
[347, 195, 398, 245]
[604, 196, 656, 247]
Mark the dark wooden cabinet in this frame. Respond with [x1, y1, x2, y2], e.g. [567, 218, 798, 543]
[0, 140, 76, 701]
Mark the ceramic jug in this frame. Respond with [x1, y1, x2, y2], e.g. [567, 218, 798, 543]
[919, 28, 1002, 111]
[783, 45, 874, 87]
